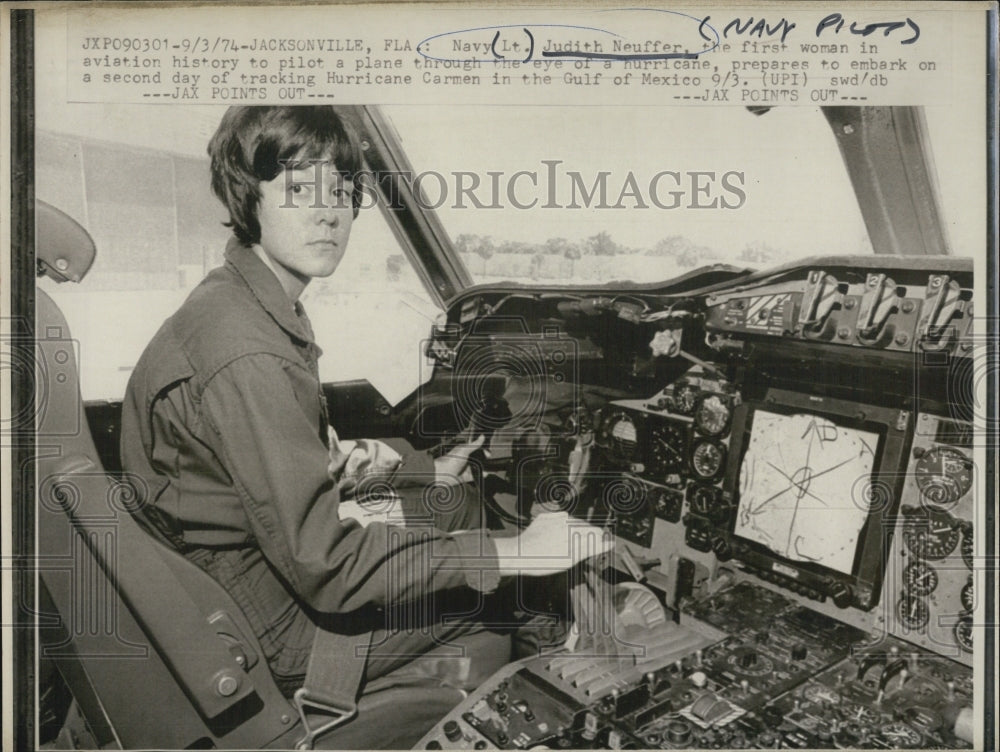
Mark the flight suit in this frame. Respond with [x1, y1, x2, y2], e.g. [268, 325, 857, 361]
[120, 238, 502, 696]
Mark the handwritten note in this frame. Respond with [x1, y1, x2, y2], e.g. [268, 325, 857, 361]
[61, 5, 951, 105]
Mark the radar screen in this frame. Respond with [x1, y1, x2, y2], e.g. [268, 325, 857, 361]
[733, 411, 879, 576]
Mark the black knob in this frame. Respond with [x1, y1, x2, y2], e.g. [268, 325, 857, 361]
[739, 651, 759, 669]
[665, 719, 693, 744]
[830, 582, 853, 609]
[443, 721, 462, 742]
[475, 742, 487, 750]
[791, 644, 807, 661]
[712, 536, 733, 561]
[426, 741, 442, 749]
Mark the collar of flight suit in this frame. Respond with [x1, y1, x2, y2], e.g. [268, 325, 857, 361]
[223, 236, 317, 347]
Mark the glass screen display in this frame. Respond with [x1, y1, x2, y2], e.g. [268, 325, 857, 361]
[734, 410, 880, 576]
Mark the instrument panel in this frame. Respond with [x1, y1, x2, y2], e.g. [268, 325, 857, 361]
[590, 373, 736, 548]
[704, 266, 975, 359]
[573, 260, 979, 669]
[586, 388, 978, 667]
[424, 256, 981, 750]
[882, 413, 976, 661]
[418, 583, 974, 751]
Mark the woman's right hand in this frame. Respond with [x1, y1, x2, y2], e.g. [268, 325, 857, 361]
[492, 511, 612, 577]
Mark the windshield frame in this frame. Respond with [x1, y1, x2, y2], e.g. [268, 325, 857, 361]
[358, 104, 952, 305]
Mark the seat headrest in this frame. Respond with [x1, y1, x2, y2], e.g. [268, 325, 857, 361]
[36, 200, 96, 283]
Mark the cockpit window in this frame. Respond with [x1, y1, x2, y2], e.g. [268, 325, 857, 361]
[35, 103, 977, 400]
[383, 105, 974, 286]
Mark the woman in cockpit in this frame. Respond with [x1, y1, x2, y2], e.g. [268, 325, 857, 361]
[119, 105, 606, 717]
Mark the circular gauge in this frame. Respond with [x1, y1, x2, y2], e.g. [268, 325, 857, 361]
[651, 487, 683, 522]
[802, 684, 840, 705]
[896, 595, 930, 630]
[839, 704, 880, 726]
[688, 484, 722, 518]
[727, 647, 774, 676]
[961, 578, 974, 612]
[903, 560, 939, 596]
[878, 722, 923, 749]
[953, 615, 973, 653]
[602, 410, 639, 461]
[902, 508, 960, 560]
[961, 526, 973, 569]
[647, 421, 688, 476]
[915, 446, 973, 509]
[674, 383, 699, 415]
[691, 439, 727, 481]
[694, 394, 732, 437]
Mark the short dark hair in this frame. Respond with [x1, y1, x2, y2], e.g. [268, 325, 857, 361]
[207, 106, 365, 244]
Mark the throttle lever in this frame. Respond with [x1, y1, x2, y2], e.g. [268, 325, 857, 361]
[798, 270, 841, 328]
[856, 273, 899, 339]
[879, 658, 910, 695]
[857, 652, 886, 682]
[921, 274, 963, 341]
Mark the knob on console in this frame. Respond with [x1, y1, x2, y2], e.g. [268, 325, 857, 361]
[830, 582, 853, 609]
[665, 719, 693, 745]
[443, 721, 462, 743]
[711, 536, 733, 561]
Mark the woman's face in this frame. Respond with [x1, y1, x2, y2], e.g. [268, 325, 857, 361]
[256, 158, 355, 298]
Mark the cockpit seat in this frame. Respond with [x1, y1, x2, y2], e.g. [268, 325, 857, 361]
[34, 201, 509, 749]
